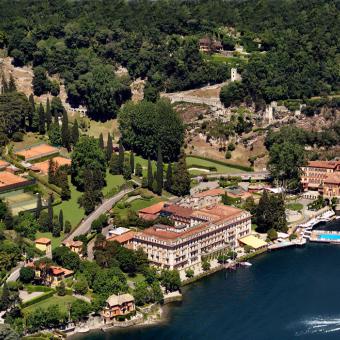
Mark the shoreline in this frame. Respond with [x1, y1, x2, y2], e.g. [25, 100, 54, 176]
[67, 249, 269, 338]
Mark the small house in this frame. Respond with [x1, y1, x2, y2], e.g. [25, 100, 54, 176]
[34, 238, 52, 255]
[102, 293, 135, 321]
[138, 202, 165, 221]
[62, 240, 84, 256]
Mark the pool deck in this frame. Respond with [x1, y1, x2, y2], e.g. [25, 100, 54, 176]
[310, 230, 340, 244]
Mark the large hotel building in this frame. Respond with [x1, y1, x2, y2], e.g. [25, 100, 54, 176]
[132, 203, 251, 272]
[301, 161, 340, 198]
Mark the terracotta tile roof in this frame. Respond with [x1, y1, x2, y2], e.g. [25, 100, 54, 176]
[107, 231, 135, 244]
[139, 202, 165, 215]
[307, 161, 340, 170]
[161, 204, 193, 218]
[34, 156, 71, 175]
[0, 172, 28, 188]
[63, 240, 83, 248]
[139, 205, 245, 242]
[324, 173, 340, 184]
[35, 237, 51, 245]
[193, 188, 225, 198]
[15, 144, 59, 160]
[0, 160, 9, 168]
[50, 266, 74, 277]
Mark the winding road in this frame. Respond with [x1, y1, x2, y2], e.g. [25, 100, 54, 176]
[65, 188, 134, 241]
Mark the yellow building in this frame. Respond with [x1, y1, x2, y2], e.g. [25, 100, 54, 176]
[35, 237, 52, 255]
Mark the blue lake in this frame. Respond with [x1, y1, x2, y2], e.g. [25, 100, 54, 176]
[75, 243, 340, 340]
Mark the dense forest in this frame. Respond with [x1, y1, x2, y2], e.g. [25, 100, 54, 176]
[0, 0, 338, 116]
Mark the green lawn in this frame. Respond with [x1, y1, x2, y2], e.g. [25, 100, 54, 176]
[286, 202, 304, 211]
[186, 156, 245, 174]
[54, 178, 84, 228]
[35, 231, 64, 250]
[113, 196, 164, 219]
[125, 273, 145, 284]
[102, 170, 125, 197]
[23, 295, 77, 315]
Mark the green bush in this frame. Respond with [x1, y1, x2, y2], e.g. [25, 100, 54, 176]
[12, 131, 24, 142]
[225, 151, 232, 159]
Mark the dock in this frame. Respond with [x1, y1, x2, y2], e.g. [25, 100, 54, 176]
[268, 239, 306, 251]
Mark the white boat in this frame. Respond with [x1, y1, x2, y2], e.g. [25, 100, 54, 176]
[240, 262, 252, 267]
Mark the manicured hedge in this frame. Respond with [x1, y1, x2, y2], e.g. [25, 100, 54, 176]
[187, 164, 217, 172]
[21, 290, 55, 308]
[28, 170, 62, 195]
[26, 285, 53, 293]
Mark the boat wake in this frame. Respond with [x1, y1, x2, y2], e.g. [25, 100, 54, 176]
[294, 317, 340, 336]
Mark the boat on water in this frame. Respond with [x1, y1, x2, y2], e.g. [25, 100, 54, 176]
[240, 262, 252, 267]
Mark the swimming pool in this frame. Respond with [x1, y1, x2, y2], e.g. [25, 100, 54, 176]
[318, 234, 340, 241]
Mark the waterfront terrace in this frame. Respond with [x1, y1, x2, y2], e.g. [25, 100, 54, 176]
[133, 204, 251, 272]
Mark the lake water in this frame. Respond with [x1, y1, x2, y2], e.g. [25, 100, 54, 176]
[76, 243, 340, 340]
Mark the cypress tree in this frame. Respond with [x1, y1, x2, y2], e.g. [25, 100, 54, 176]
[98, 133, 104, 149]
[135, 163, 143, 177]
[156, 146, 163, 195]
[61, 109, 70, 150]
[35, 193, 42, 219]
[28, 93, 35, 129]
[165, 163, 173, 192]
[1, 74, 8, 94]
[71, 119, 79, 146]
[130, 152, 135, 174]
[47, 195, 53, 232]
[106, 132, 113, 162]
[48, 159, 55, 184]
[45, 97, 52, 129]
[147, 158, 153, 190]
[118, 140, 124, 174]
[38, 103, 46, 134]
[109, 153, 121, 175]
[8, 74, 16, 92]
[171, 151, 190, 196]
[59, 209, 64, 231]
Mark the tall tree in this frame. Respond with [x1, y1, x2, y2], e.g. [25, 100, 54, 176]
[47, 195, 53, 232]
[130, 152, 135, 175]
[35, 193, 42, 219]
[156, 146, 163, 195]
[147, 158, 153, 190]
[8, 74, 16, 92]
[45, 97, 52, 130]
[59, 209, 64, 231]
[106, 132, 113, 162]
[48, 159, 56, 184]
[165, 162, 173, 192]
[98, 133, 104, 149]
[61, 109, 70, 150]
[71, 136, 106, 190]
[171, 151, 190, 196]
[1, 74, 8, 94]
[28, 93, 35, 129]
[38, 103, 45, 134]
[0, 282, 10, 310]
[118, 140, 124, 174]
[71, 119, 79, 146]
[109, 153, 120, 175]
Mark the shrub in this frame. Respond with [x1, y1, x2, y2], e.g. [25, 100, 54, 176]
[267, 228, 278, 241]
[227, 143, 235, 151]
[185, 269, 194, 278]
[225, 151, 232, 159]
[12, 131, 24, 142]
[19, 267, 35, 283]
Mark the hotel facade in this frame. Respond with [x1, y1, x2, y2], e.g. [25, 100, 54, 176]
[301, 161, 340, 198]
[132, 204, 251, 272]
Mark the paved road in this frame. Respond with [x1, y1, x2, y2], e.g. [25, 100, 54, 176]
[6, 262, 24, 283]
[65, 188, 134, 241]
[193, 170, 270, 181]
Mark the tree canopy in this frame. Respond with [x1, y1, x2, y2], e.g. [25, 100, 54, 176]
[119, 99, 184, 162]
